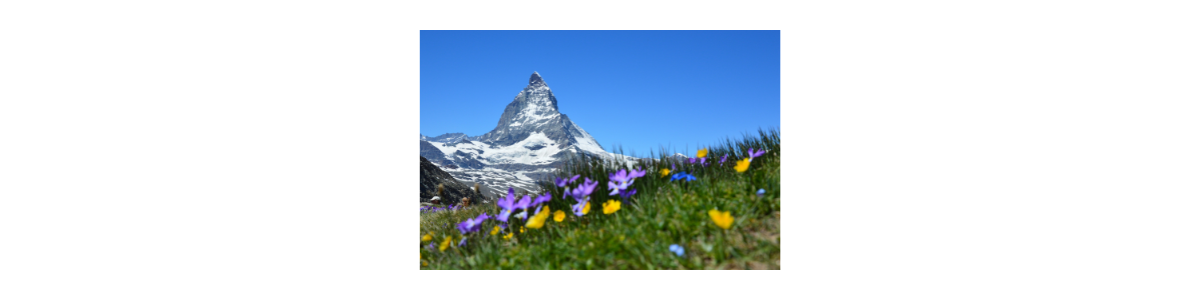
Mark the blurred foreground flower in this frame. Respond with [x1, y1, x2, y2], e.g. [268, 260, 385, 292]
[553, 210, 566, 222]
[669, 244, 685, 257]
[555, 175, 580, 187]
[603, 200, 621, 215]
[618, 188, 637, 201]
[573, 201, 591, 216]
[708, 209, 734, 229]
[439, 236, 452, 252]
[608, 168, 646, 197]
[421, 233, 432, 242]
[748, 148, 766, 161]
[532, 192, 552, 207]
[526, 206, 551, 229]
[496, 188, 518, 224]
[734, 158, 750, 173]
[567, 177, 598, 201]
[697, 148, 708, 158]
[514, 194, 533, 212]
[659, 168, 670, 178]
[456, 213, 490, 234]
[670, 172, 696, 182]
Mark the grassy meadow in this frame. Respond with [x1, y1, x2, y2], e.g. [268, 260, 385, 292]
[419, 128, 780, 269]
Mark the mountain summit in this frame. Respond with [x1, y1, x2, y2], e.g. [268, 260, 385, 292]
[420, 72, 633, 197]
[477, 72, 605, 153]
[528, 71, 546, 87]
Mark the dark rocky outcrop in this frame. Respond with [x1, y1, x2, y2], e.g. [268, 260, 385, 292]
[420, 140, 446, 161]
[419, 156, 480, 204]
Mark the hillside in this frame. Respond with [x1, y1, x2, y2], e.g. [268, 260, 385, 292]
[419, 156, 481, 205]
[419, 128, 781, 269]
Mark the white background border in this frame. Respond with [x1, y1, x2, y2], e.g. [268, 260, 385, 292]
[3, 0, 1198, 299]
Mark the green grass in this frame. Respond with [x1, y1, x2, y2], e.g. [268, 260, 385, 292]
[419, 128, 780, 269]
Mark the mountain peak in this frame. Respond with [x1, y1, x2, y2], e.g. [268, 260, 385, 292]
[529, 71, 546, 86]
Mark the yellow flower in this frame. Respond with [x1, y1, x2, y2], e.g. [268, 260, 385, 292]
[581, 202, 591, 215]
[553, 210, 566, 222]
[603, 200, 621, 215]
[502, 232, 513, 240]
[438, 236, 451, 252]
[697, 148, 708, 158]
[660, 168, 670, 178]
[421, 233, 432, 242]
[520, 226, 525, 233]
[734, 158, 751, 173]
[526, 207, 551, 229]
[490, 225, 500, 235]
[708, 209, 734, 229]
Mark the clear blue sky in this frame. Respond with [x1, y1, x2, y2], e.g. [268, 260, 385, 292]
[420, 30, 780, 158]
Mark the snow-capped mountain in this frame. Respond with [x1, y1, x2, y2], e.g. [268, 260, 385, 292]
[421, 132, 474, 143]
[420, 72, 636, 197]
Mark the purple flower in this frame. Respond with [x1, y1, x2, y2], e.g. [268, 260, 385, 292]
[630, 167, 646, 179]
[700, 157, 708, 166]
[757, 188, 766, 197]
[457, 212, 490, 234]
[555, 175, 581, 187]
[719, 154, 728, 166]
[514, 194, 532, 211]
[567, 178, 598, 202]
[688, 157, 696, 164]
[619, 188, 637, 200]
[748, 148, 766, 161]
[532, 192, 552, 207]
[458, 237, 467, 247]
[426, 242, 435, 251]
[496, 188, 518, 223]
[571, 201, 588, 217]
[607, 169, 642, 196]
[566, 177, 599, 216]
[497, 188, 516, 210]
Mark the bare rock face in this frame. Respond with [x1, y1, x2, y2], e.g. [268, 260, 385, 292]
[476, 72, 605, 152]
[419, 156, 479, 205]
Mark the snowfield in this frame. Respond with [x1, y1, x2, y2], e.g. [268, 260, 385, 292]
[429, 132, 573, 166]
